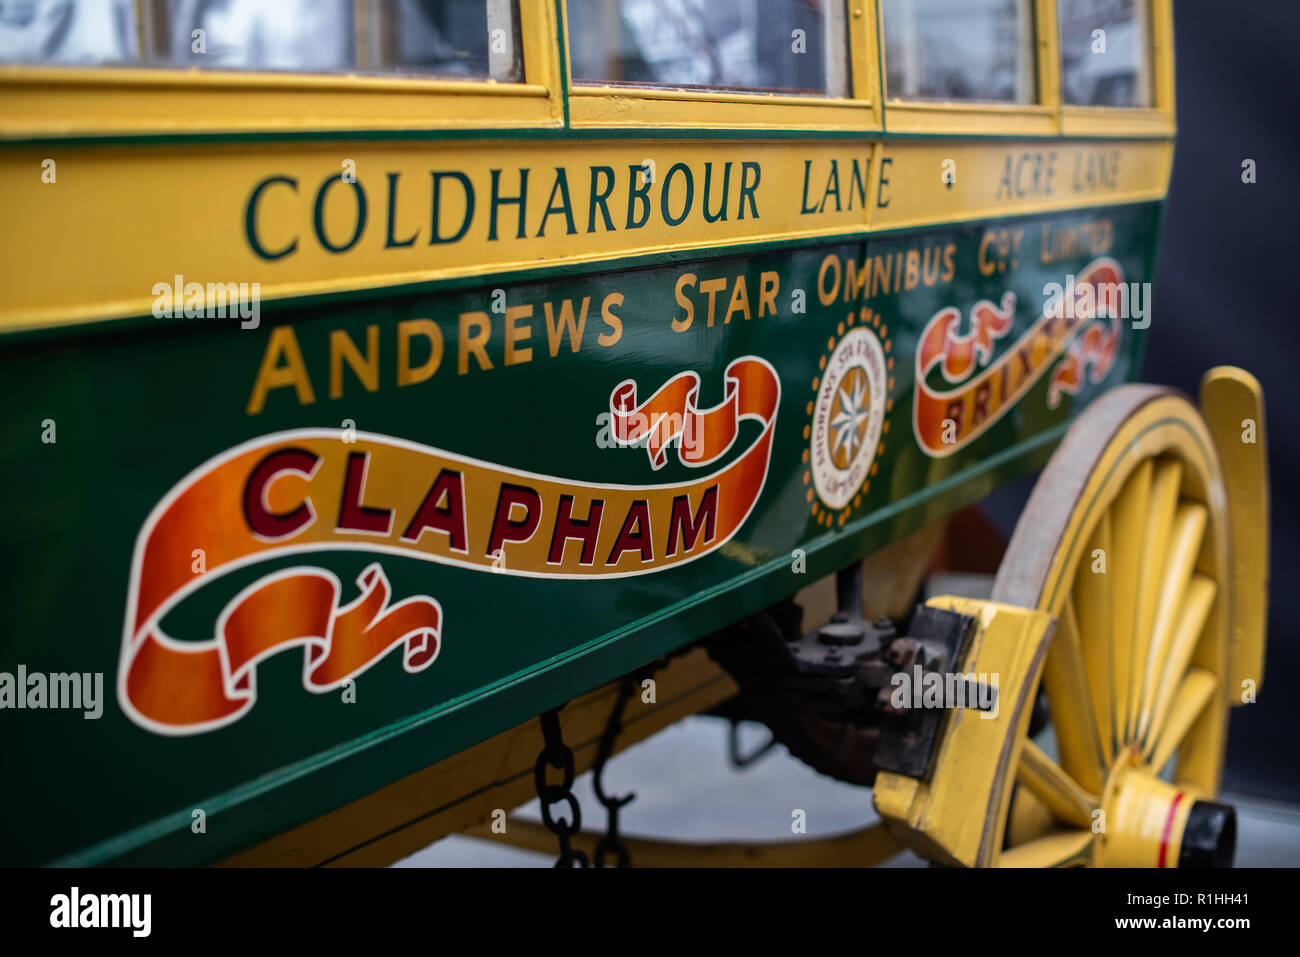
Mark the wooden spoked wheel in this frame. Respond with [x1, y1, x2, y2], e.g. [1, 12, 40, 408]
[989, 385, 1238, 867]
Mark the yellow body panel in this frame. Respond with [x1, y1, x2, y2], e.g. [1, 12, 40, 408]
[567, 88, 876, 131]
[869, 139, 1172, 232]
[0, 138, 1171, 334]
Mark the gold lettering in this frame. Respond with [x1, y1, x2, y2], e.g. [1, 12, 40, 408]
[504, 304, 534, 366]
[397, 319, 444, 387]
[247, 326, 315, 414]
[458, 311, 493, 374]
[329, 325, 379, 399]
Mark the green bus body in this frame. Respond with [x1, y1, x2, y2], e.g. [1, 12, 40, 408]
[0, 198, 1161, 865]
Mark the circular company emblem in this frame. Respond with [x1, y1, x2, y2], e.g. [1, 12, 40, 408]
[805, 310, 893, 525]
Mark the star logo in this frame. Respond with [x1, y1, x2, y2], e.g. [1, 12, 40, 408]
[829, 368, 871, 468]
[804, 310, 894, 526]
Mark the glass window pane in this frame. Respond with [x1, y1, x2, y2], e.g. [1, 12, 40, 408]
[567, 0, 851, 97]
[882, 0, 1037, 104]
[1058, 0, 1151, 107]
[358, 0, 522, 79]
[147, 0, 355, 72]
[0, 0, 523, 80]
[0, 0, 138, 65]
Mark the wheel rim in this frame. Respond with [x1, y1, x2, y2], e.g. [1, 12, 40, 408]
[990, 385, 1235, 867]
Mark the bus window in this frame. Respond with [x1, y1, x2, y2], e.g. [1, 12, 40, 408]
[0, 0, 523, 81]
[144, 0, 355, 73]
[1058, 0, 1151, 107]
[0, 0, 138, 65]
[358, 0, 522, 80]
[881, 0, 1037, 104]
[145, 0, 522, 79]
[566, 0, 851, 97]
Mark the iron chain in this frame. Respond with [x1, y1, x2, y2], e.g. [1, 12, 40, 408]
[531, 648, 692, 868]
[533, 707, 588, 868]
[591, 675, 638, 868]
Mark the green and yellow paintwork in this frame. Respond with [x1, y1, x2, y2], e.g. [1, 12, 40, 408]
[0, 2, 1179, 866]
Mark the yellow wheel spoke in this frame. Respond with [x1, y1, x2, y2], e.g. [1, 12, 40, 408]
[1109, 460, 1152, 748]
[997, 830, 1094, 868]
[1127, 460, 1182, 740]
[1136, 502, 1207, 739]
[1007, 787, 1057, 846]
[1141, 575, 1216, 748]
[1016, 739, 1098, 829]
[1147, 666, 1218, 770]
[1042, 599, 1106, 793]
[1072, 512, 1115, 762]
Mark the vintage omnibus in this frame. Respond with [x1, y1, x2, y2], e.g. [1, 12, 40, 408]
[0, 0, 1268, 868]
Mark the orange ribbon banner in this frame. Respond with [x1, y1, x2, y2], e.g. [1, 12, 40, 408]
[121, 563, 441, 734]
[119, 357, 780, 734]
[912, 257, 1125, 456]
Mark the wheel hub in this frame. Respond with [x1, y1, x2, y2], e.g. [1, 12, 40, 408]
[1096, 753, 1236, 867]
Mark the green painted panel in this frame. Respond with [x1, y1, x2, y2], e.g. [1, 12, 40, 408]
[0, 201, 1161, 865]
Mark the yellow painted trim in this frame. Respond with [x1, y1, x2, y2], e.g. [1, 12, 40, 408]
[571, 88, 865, 109]
[0, 71, 557, 135]
[850, 0, 885, 128]
[1060, 106, 1174, 138]
[0, 137, 1171, 334]
[0, 67, 547, 95]
[133, 0, 149, 61]
[0, 2, 563, 137]
[869, 138, 1172, 232]
[568, 88, 875, 131]
[1035, 0, 1061, 113]
[1151, 0, 1176, 126]
[883, 102, 1058, 136]
[536, 0, 566, 128]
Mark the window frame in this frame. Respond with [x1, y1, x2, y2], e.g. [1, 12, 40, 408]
[1057, 0, 1175, 137]
[0, 0, 1175, 141]
[878, 0, 1060, 136]
[0, 0, 563, 138]
[562, 0, 884, 133]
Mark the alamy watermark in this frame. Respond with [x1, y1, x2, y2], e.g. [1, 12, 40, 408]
[152, 274, 260, 329]
[0, 666, 103, 718]
[1043, 274, 1151, 329]
[888, 665, 999, 720]
[50, 887, 151, 937]
[595, 410, 706, 460]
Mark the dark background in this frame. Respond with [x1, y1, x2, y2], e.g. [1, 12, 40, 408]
[1151, 1, 1299, 800]
[991, 3, 1299, 801]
